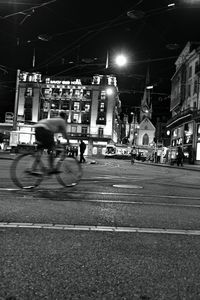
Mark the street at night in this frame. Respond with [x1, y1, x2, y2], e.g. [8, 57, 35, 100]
[1, 155, 200, 299]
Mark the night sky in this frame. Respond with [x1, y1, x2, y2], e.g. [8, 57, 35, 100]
[0, 0, 200, 121]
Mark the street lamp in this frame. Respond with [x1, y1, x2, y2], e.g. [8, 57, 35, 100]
[114, 54, 128, 67]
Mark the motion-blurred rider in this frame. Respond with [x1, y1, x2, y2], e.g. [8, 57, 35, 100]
[33, 112, 68, 174]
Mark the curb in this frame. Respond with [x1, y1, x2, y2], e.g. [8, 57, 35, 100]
[135, 160, 200, 172]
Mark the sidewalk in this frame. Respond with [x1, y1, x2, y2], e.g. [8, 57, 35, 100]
[136, 159, 200, 172]
[88, 156, 200, 172]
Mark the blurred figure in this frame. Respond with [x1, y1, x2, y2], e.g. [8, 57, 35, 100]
[131, 146, 137, 165]
[176, 146, 184, 166]
[79, 140, 86, 163]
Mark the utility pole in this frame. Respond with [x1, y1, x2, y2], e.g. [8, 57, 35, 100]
[13, 69, 20, 130]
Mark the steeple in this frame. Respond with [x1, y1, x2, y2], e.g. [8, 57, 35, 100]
[140, 66, 152, 121]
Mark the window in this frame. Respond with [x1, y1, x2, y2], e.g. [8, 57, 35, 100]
[60, 100, 70, 110]
[98, 127, 103, 137]
[51, 99, 60, 110]
[99, 102, 105, 112]
[25, 87, 33, 97]
[24, 108, 32, 121]
[73, 102, 80, 111]
[83, 90, 91, 99]
[71, 126, 77, 133]
[24, 97, 32, 109]
[188, 66, 192, 78]
[72, 113, 79, 123]
[82, 103, 90, 112]
[81, 126, 88, 135]
[42, 88, 51, 97]
[193, 80, 198, 95]
[41, 100, 49, 112]
[187, 84, 191, 97]
[100, 91, 106, 100]
[52, 88, 60, 97]
[50, 110, 59, 118]
[74, 89, 81, 97]
[195, 61, 199, 74]
[81, 113, 90, 124]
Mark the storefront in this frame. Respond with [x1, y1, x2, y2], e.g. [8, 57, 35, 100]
[170, 121, 195, 164]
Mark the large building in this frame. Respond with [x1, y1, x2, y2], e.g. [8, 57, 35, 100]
[11, 71, 122, 156]
[166, 41, 200, 164]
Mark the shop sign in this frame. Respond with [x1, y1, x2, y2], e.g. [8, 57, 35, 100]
[5, 112, 14, 123]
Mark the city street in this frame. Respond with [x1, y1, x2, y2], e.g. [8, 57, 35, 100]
[1, 156, 200, 299]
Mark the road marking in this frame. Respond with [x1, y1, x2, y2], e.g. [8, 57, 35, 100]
[113, 184, 143, 189]
[1, 222, 200, 236]
[0, 188, 200, 201]
[73, 191, 200, 200]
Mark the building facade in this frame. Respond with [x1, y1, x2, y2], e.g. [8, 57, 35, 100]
[11, 71, 121, 156]
[166, 41, 200, 164]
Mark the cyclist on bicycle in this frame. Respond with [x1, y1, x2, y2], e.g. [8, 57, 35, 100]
[33, 112, 68, 174]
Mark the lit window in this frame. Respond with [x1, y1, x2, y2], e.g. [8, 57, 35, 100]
[25, 87, 33, 97]
[100, 91, 106, 100]
[72, 113, 79, 123]
[74, 102, 80, 111]
[71, 126, 77, 133]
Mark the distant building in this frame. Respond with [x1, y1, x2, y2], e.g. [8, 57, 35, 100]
[166, 41, 200, 164]
[11, 71, 121, 156]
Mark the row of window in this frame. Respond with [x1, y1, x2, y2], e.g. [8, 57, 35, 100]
[70, 126, 104, 137]
[25, 87, 109, 101]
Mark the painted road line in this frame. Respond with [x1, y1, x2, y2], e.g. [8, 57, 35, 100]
[0, 188, 200, 201]
[1, 222, 200, 236]
[113, 184, 143, 189]
[73, 191, 200, 200]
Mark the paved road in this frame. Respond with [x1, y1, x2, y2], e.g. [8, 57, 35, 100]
[0, 157, 200, 299]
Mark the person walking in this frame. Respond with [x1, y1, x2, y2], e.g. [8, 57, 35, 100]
[176, 146, 184, 166]
[130, 146, 137, 165]
[79, 140, 86, 163]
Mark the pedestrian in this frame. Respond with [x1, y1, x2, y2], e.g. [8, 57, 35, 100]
[130, 146, 137, 165]
[176, 146, 184, 166]
[79, 140, 86, 163]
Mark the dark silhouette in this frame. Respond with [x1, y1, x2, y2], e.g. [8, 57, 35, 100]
[79, 140, 86, 163]
[176, 146, 184, 166]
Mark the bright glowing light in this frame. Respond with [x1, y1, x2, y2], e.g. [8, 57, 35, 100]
[146, 85, 154, 90]
[114, 54, 127, 67]
[106, 88, 113, 95]
[168, 3, 175, 7]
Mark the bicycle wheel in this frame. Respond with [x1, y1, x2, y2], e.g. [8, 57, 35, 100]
[56, 157, 82, 187]
[10, 153, 44, 189]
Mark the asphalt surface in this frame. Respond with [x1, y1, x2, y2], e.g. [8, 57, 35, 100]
[1, 153, 200, 299]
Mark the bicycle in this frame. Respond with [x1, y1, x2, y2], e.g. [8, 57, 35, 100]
[10, 144, 82, 189]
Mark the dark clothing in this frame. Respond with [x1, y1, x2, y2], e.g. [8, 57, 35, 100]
[177, 147, 184, 166]
[80, 141, 86, 163]
[35, 126, 55, 150]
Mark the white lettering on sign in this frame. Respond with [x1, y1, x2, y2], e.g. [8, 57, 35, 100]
[45, 78, 82, 85]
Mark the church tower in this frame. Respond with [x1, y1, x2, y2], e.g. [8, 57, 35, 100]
[140, 66, 152, 121]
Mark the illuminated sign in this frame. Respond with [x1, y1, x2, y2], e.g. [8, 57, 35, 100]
[19, 72, 42, 83]
[45, 78, 82, 85]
